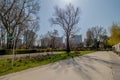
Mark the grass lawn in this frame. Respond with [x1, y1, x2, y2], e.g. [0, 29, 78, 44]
[0, 51, 94, 76]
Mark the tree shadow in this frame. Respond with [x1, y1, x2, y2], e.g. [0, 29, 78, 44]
[82, 55, 120, 67]
[49, 55, 117, 80]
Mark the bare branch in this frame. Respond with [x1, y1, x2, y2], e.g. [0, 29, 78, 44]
[50, 4, 80, 53]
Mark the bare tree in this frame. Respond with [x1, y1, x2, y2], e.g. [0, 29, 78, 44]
[90, 26, 106, 42]
[50, 4, 80, 54]
[0, 0, 40, 48]
[86, 26, 107, 49]
[23, 21, 40, 48]
[0, 23, 6, 48]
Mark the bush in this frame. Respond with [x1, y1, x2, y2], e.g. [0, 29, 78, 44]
[15, 49, 37, 54]
[0, 49, 12, 55]
[0, 49, 66, 55]
[0, 49, 6, 55]
[0, 49, 37, 55]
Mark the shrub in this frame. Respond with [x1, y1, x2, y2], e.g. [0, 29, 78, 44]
[0, 49, 6, 55]
[0, 49, 12, 55]
[0, 49, 66, 55]
[15, 49, 37, 54]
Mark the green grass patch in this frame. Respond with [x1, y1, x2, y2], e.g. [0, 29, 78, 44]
[0, 51, 94, 76]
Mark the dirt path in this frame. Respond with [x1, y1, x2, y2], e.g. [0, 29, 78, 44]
[0, 51, 120, 80]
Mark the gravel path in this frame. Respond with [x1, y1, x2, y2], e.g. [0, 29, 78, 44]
[0, 51, 120, 80]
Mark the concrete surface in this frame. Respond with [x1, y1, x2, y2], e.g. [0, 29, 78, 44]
[0, 51, 120, 80]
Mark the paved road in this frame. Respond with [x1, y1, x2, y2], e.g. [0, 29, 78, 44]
[0, 51, 120, 80]
[0, 52, 62, 59]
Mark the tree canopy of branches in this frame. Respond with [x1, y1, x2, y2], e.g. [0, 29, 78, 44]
[50, 4, 80, 54]
[108, 24, 120, 46]
[86, 26, 107, 48]
[0, 0, 40, 48]
[23, 21, 39, 49]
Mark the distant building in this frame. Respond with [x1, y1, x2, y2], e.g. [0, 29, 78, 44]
[16, 39, 22, 48]
[84, 38, 87, 47]
[70, 35, 82, 48]
[113, 43, 120, 53]
[41, 37, 63, 49]
[54, 37, 63, 48]
[41, 37, 51, 48]
[23, 30, 36, 47]
[84, 29, 93, 47]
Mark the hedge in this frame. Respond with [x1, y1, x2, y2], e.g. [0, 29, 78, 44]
[0, 49, 12, 55]
[0, 49, 65, 55]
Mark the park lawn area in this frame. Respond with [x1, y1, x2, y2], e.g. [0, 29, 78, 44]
[0, 51, 94, 76]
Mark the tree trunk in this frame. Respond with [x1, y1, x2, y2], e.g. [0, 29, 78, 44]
[66, 36, 70, 55]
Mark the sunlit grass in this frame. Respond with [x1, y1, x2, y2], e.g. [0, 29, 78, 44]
[0, 51, 94, 76]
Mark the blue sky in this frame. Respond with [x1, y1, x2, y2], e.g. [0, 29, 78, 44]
[38, 0, 120, 41]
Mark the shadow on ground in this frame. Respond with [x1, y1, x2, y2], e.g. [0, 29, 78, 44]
[49, 54, 120, 80]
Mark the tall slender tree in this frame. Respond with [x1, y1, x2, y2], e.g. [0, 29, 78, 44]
[50, 4, 80, 54]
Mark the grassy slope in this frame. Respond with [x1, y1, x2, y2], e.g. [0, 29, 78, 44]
[0, 51, 94, 76]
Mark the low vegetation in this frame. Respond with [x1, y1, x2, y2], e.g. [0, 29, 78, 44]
[0, 49, 66, 55]
[0, 51, 94, 76]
